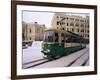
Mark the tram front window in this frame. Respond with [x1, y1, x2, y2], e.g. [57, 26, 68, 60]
[44, 31, 54, 42]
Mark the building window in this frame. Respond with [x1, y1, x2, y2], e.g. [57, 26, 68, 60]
[75, 23, 79, 27]
[66, 17, 68, 20]
[67, 23, 68, 26]
[75, 19, 79, 21]
[88, 35, 89, 37]
[30, 37, 31, 40]
[77, 29, 79, 32]
[57, 21, 59, 25]
[67, 28, 69, 31]
[72, 28, 74, 32]
[70, 22, 74, 26]
[70, 18, 74, 21]
[60, 22, 65, 25]
[88, 25, 89, 28]
[57, 16, 59, 18]
[80, 24, 84, 27]
[80, 20, 84, 22]
[87, 30, 89, 33]
[62, 28, 64, 30]
[81, 29, 84, 32]
[30, 29, 31, 33]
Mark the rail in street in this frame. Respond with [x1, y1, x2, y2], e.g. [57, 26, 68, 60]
[23, 47, 89, 69]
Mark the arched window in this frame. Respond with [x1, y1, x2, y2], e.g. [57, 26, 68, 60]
[67, 23, 68, 26]
[57, 21, 59, 25]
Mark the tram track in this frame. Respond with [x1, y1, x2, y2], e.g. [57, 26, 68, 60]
[66, 49, 89, 67]
[81, 56, 89, 66]
[23, 58, 47, 65]
[23, 48, 89, 69]
[23, 58, 53, 69]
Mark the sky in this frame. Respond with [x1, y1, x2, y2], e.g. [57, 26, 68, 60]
[22, 11, 89, 29]
[22, 11, 54, 28]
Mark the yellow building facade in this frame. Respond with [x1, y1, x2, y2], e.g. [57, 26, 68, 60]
[51, 12, 89, 39]
[22, 22, 46, 42]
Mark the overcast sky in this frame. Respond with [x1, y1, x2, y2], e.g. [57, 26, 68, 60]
[22, 11, 54, 28]
[22, 11, 89, 29]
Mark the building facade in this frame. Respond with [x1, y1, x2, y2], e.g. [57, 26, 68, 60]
[22, 22, 46, 42]
[51, 12, 89, 39]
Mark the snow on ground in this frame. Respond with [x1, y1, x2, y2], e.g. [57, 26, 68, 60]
[22, 41, 44, 64]
[33, 48, 89, 68]
[23, 42, 89, 68]
[71, 51, 89, 66]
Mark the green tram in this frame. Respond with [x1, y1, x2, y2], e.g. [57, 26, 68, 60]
[41, 29, 88, 59]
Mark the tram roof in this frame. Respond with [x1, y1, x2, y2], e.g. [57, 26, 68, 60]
[66, 31, 82, 38]
[45, 29, 88, 43]
[45, 29, 81, 37]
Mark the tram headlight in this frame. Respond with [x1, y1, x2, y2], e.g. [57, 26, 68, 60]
[47, 49, 50, 52]
[43, 49, 50, 53]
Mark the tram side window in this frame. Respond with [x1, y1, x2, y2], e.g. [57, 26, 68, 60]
[66, 34, 72, 43]
[55, 33, 58, 42]
[66, 35, 68, 43]
[61, 33, 64, 42]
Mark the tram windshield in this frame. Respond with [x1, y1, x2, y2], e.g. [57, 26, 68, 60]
[44, 31, 54, 42]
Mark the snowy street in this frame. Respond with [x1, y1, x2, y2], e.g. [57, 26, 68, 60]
[22, 41, 89, 69]
[22, 41, 43, 64]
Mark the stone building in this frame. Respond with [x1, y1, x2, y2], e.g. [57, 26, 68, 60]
[22, 22, 46, 42]
[51, 12, 89, 39]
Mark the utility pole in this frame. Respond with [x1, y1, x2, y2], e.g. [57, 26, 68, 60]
[58, 17, 66, 46]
